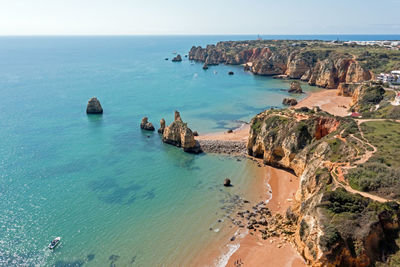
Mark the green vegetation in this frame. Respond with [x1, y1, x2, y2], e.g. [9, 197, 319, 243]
[346, 121, 400, 200]
[361, 121, 400, 168]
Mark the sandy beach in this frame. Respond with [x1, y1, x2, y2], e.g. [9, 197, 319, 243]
[225, 166, 306, 267]
[197, 87, 352, 267]
[295, 88, 352, 117]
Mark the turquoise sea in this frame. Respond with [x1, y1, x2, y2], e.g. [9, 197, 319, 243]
[0, 35, 399, 267]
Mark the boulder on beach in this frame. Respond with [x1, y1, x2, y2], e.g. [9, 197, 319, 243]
[282, 98, 298, 106]
[86, 97, 103, 114]
[288, 81, 303, 93]
[193, 131, 199, 136]
[172, 54, 182, 62]
[140, 117, 155, 131]
[158, 118, 166, 134]
[227, 129, 233, 133]
[162, 111, 202, 154]
[223, 178, 231, 187]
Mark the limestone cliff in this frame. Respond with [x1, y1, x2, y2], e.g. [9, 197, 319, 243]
[188, 41, 372, 89]
[247, 108, 400, 266]
[162, 111, 202, 154]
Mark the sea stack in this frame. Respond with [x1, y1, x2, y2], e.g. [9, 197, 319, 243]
[158, 118, 166, 134]
[172, 54, 182, 62]
[162, 111, 202, 154]
[140, 117, 155, 131]
[288, 81, 303, 93]
[86, 97, 103, 114]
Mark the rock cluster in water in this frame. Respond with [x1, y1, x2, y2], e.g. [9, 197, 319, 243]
[140, 117, 155, 131]
[86, 97, 103, 114]
[172, 54, 182, 62]
[288, 81, 302, 93]
[282, 98, 298, 106]
[162, 111, 202, 154]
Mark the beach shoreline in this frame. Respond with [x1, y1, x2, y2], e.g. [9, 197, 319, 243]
[196, 87, 353, 267]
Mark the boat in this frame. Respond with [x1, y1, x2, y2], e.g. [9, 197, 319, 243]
[48, 237, 61, 249]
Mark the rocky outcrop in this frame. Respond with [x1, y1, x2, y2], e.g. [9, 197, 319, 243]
[282, 98, 298, 106]
[140, 117, 155, 131]
[172, 54, 182, 62]
[86, 97, 103, 114]
[247, 108, 400, 266]
[162, 111, 202, 154]
[288, 81, 303, 93]
[337, 83, 362, 97]
[158, 118, 165, 134]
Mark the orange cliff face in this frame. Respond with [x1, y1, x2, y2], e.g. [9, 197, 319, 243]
[246, 109, 400, 266]
[188, 42, 372, 89]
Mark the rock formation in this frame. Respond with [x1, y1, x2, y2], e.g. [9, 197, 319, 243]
[162, 111, 202, 154]
[288, 81, 303, 93]
[223, 178, 231, 186]
[188, 41, 372, 90]
[228, 71, 234, 75]
[86, 97, 103, 114]
[140, 117, 155, 131]
[282, 98, 298, 106]
[172, 54, 182, 62]
[247, 108, 400, 266]
[158, 118, 165, 134]
[203, 63, 208, 70]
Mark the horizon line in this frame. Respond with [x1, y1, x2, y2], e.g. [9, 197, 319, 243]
[1, 33, 400, 37]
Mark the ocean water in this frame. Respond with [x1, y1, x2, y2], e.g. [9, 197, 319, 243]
[0, 35, 392, 266]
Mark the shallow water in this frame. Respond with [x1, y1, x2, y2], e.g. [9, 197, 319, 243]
[0, 35, 337, 266]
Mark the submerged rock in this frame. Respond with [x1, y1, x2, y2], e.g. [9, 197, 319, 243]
[288, 81, 303, 93]
[158, 118, 166, 134]
[228, 71, 234, 75]
[162, 111, 202, 154]
[172, 54, 182, 62]
[86, 97, 103, 114]
[282, 98, 298, 106]
[140, 117, 155, 131]
[203, 63, 208, 70]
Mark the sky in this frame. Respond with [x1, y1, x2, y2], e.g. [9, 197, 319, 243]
[0, 0, 399, 35]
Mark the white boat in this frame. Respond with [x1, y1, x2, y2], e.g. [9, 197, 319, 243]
[48, 237, 61, 250]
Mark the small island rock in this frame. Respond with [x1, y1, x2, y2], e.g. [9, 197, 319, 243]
[162, 111, 202, 154]
[140, 117, 155, 131]
[172, 54, 182, 62]
[86, 97, 103, 114]
[288, 81, 303, 93]
[282, 98, 298, 106]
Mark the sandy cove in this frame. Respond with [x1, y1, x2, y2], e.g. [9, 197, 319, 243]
[295, 88, 352, 117]
[195, 88, 352, 267]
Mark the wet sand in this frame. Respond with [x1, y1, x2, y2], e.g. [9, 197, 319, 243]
[295, 89, 352, 117]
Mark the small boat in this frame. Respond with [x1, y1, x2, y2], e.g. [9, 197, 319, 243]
[48, 237, 61, 250]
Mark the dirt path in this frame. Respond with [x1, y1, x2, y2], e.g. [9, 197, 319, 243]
[329, 119, 399, 203]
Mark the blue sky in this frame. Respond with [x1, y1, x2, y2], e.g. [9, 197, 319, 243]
[0, 0, 399, 35]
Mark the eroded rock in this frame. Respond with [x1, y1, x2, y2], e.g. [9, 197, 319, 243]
[86, 97, 103, 114]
